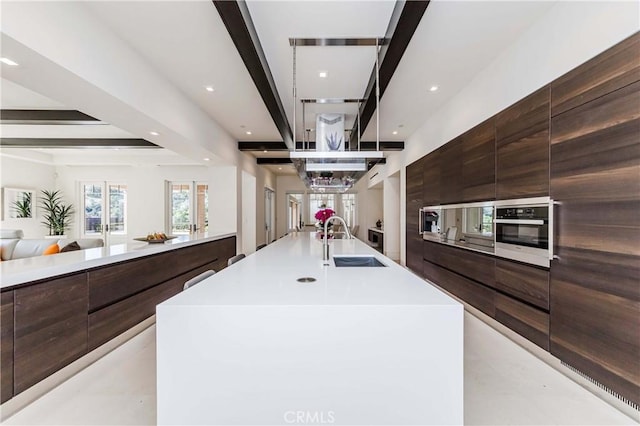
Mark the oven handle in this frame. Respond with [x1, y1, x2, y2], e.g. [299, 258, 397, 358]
[494, 219, 545, 225]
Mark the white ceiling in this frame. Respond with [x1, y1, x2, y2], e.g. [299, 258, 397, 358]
[1, 0, 558, 174]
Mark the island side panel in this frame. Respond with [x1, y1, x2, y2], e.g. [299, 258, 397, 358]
[157, 305, 463, 426]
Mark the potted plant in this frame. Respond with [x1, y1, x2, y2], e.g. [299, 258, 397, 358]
[39, 189, 74, 236]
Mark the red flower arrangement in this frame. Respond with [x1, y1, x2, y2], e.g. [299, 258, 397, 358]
[315, 208, 335, 225]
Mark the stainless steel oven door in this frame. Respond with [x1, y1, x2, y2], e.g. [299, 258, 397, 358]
[495, 219, 549, 267]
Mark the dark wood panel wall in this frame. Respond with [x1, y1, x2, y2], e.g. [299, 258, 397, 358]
[0, 236, 236, 403]
[549, 33, 640, 406]
[406, 32, 640, 405]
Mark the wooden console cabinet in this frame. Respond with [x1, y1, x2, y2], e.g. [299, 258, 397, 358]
[0, 235, 236, 402]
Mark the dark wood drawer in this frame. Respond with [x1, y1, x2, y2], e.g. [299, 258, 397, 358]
[1, 291, 14, 403]
[495, 259, 549, 310]
[423, 260, 495, 318]
[436, 244, 496, 288]
[14, 273, 88, 394]
[87, 262, 209, 351]
[422, 240, 439, 264]
[406, 235, 423, 275]
[88, 238, 230, 311]
[495, 293, 549, 350]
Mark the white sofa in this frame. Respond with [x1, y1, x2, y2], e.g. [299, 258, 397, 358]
[0, 229, 104, 261]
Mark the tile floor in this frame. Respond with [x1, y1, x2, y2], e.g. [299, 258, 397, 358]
[2, 313, 638, 425]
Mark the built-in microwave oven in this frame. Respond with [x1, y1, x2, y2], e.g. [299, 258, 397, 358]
[494, 198, 553, 267]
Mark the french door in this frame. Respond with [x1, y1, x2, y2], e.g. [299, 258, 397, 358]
[81, 182, 127, 244]
[166, 181, 208, 235]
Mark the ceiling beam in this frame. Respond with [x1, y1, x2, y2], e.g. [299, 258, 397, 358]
[239, 141, 404, 151]
[256, 158, 292, 165]
[0, 109, 102, 124]
[213, 1, 294, 149]
[349, 0, 430, 145]
[0, 138, 159, 148]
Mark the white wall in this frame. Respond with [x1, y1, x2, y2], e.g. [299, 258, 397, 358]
[241, 171, 257, 254]
[275, 175, 306, 239]
[0, 153, 56, 238]
[366, 1, 639, 265]
[353, 177, 383, 241]
[51, 163, 237, 242]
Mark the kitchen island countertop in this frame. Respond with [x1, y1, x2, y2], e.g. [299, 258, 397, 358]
[157, 232, 463, 425]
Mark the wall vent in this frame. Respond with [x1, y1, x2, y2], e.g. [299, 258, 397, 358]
[560, 361, 640, 411]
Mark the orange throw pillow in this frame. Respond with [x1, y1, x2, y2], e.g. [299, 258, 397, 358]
[43, 243, 60, 255]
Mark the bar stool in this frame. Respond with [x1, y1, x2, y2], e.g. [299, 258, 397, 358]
[183, 269, 216, 291]
[227, 253, 246, 266]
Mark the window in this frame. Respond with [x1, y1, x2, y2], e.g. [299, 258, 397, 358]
[341, 193, 356, 228]
[81, 182, 127, 236]
[167, 182, 208, 234]
[309, 194, 335, 224]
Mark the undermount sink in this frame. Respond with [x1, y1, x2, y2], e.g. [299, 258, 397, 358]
[333, 255, 386, 267]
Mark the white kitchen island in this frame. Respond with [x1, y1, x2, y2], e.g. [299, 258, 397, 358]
[156, 232, 463, 425]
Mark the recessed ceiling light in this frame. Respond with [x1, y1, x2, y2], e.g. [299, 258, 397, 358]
[392, 130, 398, 135]
[278, 167, 282, 170]
[246, 131, 252, 135]
[205, 86, 215, 92]
[149, 131, 159, 136]
[318, 71, 328, 78]
[263, 150, 268, 153]
[203, 157, 210, 161]
[429, 85, 439, 92]
[0, 57, 19, 66]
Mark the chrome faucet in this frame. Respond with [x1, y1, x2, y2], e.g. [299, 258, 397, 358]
[323, 215, 353, 265]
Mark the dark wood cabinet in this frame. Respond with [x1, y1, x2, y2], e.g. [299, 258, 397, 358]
[1, 291, 14, 404]
[552, 32, 640, 117]
[88, 238, 233, 312]
[462, 118, 496, 202]
[439, 137, 463, 204]
[406, 158, 425, 274]
[422, 148, 441, 206]
[423, 259, 496, 318]
[495, 259, 549, 311]
[551, 80, 640, 203]
[496, 85, 550, 199]
[427, 242, 496, 288]
[495, 293, 549, 350]
[550, 39, 640, 405]
[88, 265, 201, 351]
[4, 236, 237, 402]
[13, 273, 88, 394]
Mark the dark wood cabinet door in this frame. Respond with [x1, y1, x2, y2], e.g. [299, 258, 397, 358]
[550, 247, 640, 406]
[406, 158, 424, 274]
[422, 149, 441, 206]
[550, 51, 640, 406]
[496, 85, 550, 199]
[495, 293, 549, 350]
[495, 259, 549, 311]
[435, 244, 496, 289]
[1, 291, 14, 403]
[87, 263, 208, 351]
[462, 118, 496, 202]
[551, 80, 640, 203]
[552, 32, 640, 117]
[440, 137, 463, 204]
[423, 260, 496, 318]
[14, 273, 88, 394]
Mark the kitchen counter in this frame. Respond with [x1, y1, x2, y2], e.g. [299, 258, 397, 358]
[0, 232, 235, 289]
[368, 226, 384, 233]
[157, 232, 463, 425]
